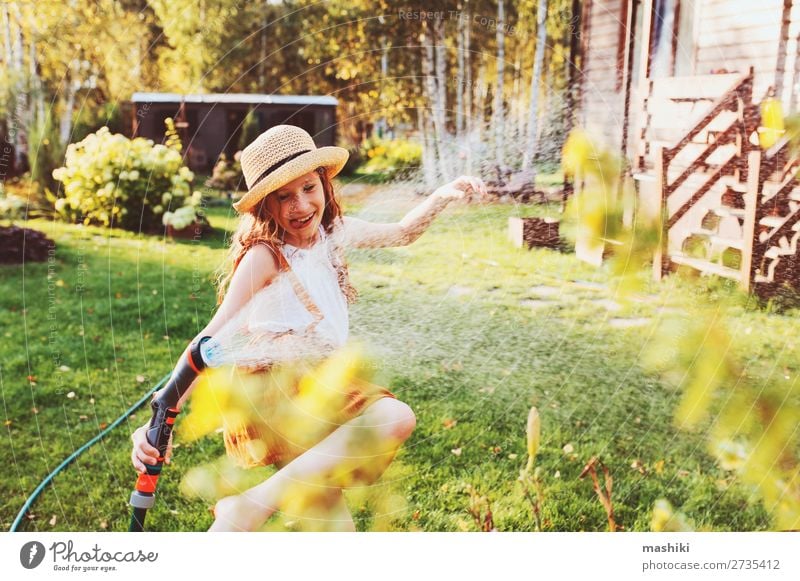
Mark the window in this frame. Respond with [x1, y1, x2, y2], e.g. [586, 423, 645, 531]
[650, 0, 697, 78]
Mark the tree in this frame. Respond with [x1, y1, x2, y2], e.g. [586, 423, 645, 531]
[522, 0, 547, 171]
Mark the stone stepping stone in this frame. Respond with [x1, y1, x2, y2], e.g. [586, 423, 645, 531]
[520, 299, 556, 310]
[590, 299, 622, 312]
[529, 285, 562, 297]
[446, 285, 474, 297]
[569, 280, 607, 291]
[608, 317, 651, 328]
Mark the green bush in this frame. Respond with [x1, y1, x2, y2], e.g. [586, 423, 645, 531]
[339, 142, 364, 176]
[0, 184, 28, 222]
[205, 152, 245, 191]
[71, 102, 124, 143]
[28, 112, 65, 194]
[51, 127, 200, 233]
[359, 137, 421, 180]
[0, 199, 26, 222]
[238, 108, 260, 153]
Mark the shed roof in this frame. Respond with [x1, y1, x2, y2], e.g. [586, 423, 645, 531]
[131, 92, 338, 106]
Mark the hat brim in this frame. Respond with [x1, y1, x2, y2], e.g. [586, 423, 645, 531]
[232, 147, 349, 213]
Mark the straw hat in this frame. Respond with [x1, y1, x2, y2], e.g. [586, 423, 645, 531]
[233, 125, 349, 213]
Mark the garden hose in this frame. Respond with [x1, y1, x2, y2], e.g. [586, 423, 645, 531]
[9, 371, 171, 532]
[128, 336, 212, 532]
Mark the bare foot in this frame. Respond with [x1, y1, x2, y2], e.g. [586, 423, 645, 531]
[209, 493, 277, 532]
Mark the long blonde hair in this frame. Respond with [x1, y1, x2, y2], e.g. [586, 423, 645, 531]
[215, 166, 357, 305]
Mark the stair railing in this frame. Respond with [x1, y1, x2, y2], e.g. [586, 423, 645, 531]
[653, 69, 755, 280]
[742, 138, 800, 290]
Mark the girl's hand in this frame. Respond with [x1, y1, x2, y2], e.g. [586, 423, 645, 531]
[131, 422, 173, 474]
[433, 175, 488, 203]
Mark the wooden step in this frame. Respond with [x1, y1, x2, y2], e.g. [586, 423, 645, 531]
[718, 175, 748, 193]
[670, 253, 742, 281]
[707, 233, 744, 250]
[689, 227, 717, 238]
[688, 228, 744, 250]
[760, 215, 785, 228]
[713, 206, 746, 219]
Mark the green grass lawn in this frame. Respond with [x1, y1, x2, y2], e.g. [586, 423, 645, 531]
[1, 195, 796, 532]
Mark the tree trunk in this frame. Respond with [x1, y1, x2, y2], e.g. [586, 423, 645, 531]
[26, 13, 44, 127]
[464, 2, 472, 174]
[259, 0, 268, 90]
[512, 42, 522, 160]
[456, 3, 465, 149]
[6, 2, 27, 170]
[376, 34, 389, 138]
[474, 55, 487, 167]
[494, 0, 506, 172]
[523, 0, 548, 171]
[421, 21, 440, 188]
[419, 108, 438, 190]
[1, 2, 12, 65]
[433, 15, 450, 180]
[59, 76, 76, 146]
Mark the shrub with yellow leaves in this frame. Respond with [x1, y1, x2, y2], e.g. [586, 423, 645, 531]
[561, 133, 799, 531]
[176, 344, 410, 531]
[561, 129, 661, 294]
[643, 307, 800, 530]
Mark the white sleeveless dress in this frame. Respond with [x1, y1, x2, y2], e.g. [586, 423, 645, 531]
[278, 225, 349, 349]
[220, 225, 397, 469]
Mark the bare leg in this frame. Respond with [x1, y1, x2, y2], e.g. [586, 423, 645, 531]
[284, 487, 356, 532]
[210, 398, 415, 532]
[323, 488, 357, 532]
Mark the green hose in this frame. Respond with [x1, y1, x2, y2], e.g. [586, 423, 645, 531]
[9, 372, 172, 532]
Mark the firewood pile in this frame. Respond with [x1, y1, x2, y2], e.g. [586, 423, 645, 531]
[508, 216, 563, 250]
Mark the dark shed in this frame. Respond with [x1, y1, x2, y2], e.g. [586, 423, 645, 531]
[130, 93, 339, 172]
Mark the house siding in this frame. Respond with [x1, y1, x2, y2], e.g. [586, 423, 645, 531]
[580, 0, 627, 151]
[581, 0, 798, 160]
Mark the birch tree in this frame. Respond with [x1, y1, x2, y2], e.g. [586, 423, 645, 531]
[522, 0, 547, 171]
[494, 0, 506, 172]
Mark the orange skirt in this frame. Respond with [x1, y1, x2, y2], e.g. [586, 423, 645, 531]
[221, 368, 396, 469]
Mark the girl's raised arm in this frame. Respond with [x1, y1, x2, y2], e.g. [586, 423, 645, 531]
[341, 175, 487, 249]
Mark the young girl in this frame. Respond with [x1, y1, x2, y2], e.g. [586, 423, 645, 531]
[131, 125, 487, 531]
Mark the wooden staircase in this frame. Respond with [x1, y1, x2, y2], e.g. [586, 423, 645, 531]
[639, 69, 800, 296]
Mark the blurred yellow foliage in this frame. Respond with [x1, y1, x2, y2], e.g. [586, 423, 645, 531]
[561, 132, 799, 531]
[759, 98, 785, 150]
[651, 499, 695, 532]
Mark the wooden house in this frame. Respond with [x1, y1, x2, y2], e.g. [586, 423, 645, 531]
[130, 93, 339, 172]
[578, 0, 800, 295]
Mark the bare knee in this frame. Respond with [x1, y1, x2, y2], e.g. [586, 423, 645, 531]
[365, 398, 416, 441]
[384, 398, 416, 440]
